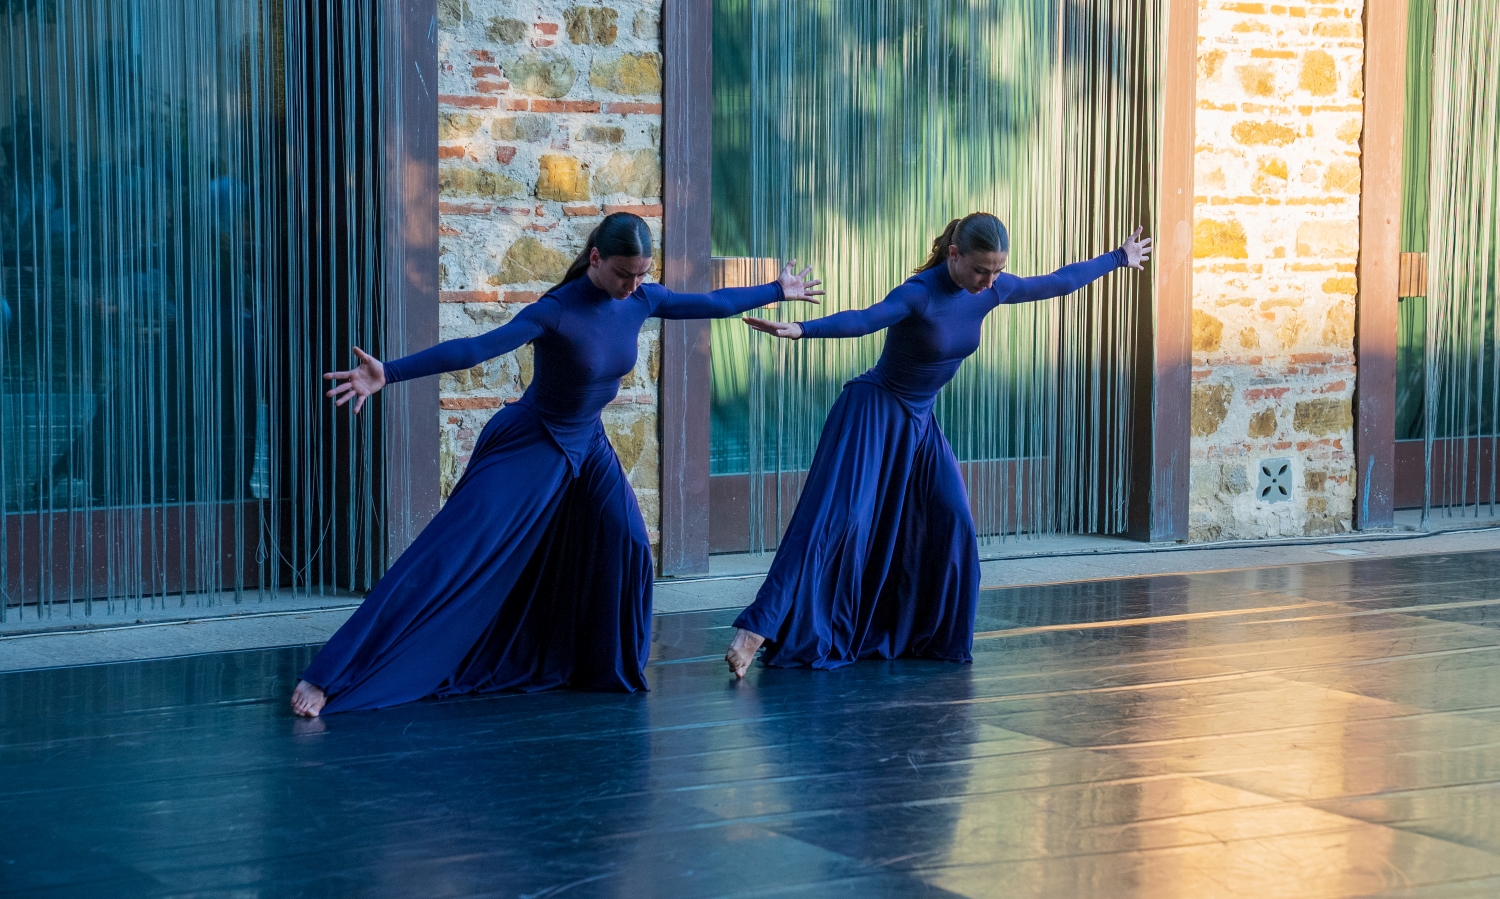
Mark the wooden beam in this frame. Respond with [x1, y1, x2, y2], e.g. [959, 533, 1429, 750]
[382, 0, 441, 562]
[658, 0, 713, 576]
[1355, 0, 1408, 530]
[1129, 0, 1196, 542]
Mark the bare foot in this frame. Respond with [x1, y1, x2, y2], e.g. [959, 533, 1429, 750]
[290, 680, 327, 718]
[725, 628, 766, 679]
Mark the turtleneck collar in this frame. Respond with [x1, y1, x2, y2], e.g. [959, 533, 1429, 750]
[561, 274, 614, 302]
[925, 261, 964, 296]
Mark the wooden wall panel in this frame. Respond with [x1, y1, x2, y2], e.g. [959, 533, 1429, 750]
[381, 0, 441, 563]
[1128, 0, 1196, 542]
[1355, 0, 1409, 529]
[659, 0, 714, 575]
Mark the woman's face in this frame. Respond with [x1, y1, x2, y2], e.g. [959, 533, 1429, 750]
[946, 246, 1009, 293]
[589, 249, 654, 299]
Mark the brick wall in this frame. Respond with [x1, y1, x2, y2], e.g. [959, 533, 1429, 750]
[434, 0, 665, 550]
[1189, 0, 1365, 540]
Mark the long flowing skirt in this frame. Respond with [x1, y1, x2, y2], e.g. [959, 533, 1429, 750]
[732, 379, 978, 668]
[302, 403, 653, 713]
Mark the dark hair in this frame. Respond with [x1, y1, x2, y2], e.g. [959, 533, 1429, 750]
[554, 212, 653, 291]
[915, 212, 1010, 272]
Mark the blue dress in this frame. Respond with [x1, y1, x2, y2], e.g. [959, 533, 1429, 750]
[304, 275, 783, 712]
[733, 251, 1127, 668]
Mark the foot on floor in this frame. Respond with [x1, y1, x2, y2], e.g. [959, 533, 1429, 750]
[725, 628, 766, 679]
[290, 680, 327, 717]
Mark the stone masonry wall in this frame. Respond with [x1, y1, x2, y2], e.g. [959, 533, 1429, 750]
[434, 0, 665, 551]
[1189, 0, 1364, 540]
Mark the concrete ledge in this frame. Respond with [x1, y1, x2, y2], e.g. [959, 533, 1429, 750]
[4, 525, 1498, 674]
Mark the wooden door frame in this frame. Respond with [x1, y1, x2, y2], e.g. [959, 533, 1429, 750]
[1354, 0, 1408, 529]
[381, 0, 442, 563]
[659, 0, 715, 576]
[1126, 0, 1196, 542]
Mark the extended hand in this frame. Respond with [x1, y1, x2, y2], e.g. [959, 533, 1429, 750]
[1121, 226, 1154, 270]
[776, 259, 824, 303]
[743, 316, 804, 340]
[323, 346, 386, 414]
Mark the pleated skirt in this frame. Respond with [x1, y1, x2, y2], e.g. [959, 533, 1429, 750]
[302, 402, 653, 713]
[732, 379, 979, 668]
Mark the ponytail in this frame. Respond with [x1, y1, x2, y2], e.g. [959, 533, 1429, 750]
[917, 218, 963, 272]
[553, 211, 654, 292]
[915, 212, 1010, 272]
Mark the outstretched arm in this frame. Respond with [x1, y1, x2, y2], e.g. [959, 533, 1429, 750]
[996, 227, 1152, 305]
[746, 282, 919, 341]
[994, 251, 1124, 305]
[383, 302, 550, 382]
[648, 261, 824, 320]
[323, 301, 552, 413]
[648, 282, 783, 319]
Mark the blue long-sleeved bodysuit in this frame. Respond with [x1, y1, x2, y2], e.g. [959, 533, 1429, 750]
[304, 275, 782, 712]
[734, 250, 1127, 668]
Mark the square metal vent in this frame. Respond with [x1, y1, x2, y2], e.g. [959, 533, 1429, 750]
[1258, 458, 1292, 503]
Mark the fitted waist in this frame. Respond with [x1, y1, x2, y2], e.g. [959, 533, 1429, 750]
[851, 369, 939, 421]
[512, 394, 609, 476]
[521, 377, 620, 425]
[866, 355, 962, 403]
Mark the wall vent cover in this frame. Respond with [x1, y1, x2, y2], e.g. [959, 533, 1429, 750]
[1258, 458, 1293, 503]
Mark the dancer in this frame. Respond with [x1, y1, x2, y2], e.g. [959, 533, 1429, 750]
[291, 212, 822, 716]
[723, 213, 1150, 677]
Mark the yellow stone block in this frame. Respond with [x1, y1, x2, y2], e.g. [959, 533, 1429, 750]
[1299, 50, 1337, 96]
[1237, 64, 1277, 97]
[1231, 120, 1299, 146]
[492, 236, 571, 285]
[606, 414, 656, 484]
[1248, 409, 1278, 439]
[1192, 384, 1232, 437]
[1322, 161, 1361, 194]
[1193, 309, 1225, 352]
[1277, 313, 1308, 349]
[439, 165, 527, 199]
[1293, 397, 1353, 436]
[508, 52, 578, 99]
[565, 7, 618, 46]
[1313, 21, 1360, 38]
[1321, 300, 1355, 346]
[1294, 220, 1359, 258]
[590, 52, 662, 96]
[537, 154, 591, 202]
[1253, 156, 1289, 194]
[593, 149, 662, 198]
[1199, 49, 1227, 81]
[1194, 219, 1250, 259]
[439, 113, 484, 140]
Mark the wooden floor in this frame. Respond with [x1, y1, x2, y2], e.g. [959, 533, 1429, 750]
[5, 550, 1500, 898]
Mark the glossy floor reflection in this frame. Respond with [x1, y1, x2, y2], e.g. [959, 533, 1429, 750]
[6, 551, 1500, 898]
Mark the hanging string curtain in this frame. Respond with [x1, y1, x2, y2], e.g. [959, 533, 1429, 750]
[710, 0, 1160, 550]
[1, 0, 389, 619]
[1420, 0, 1500, 521]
